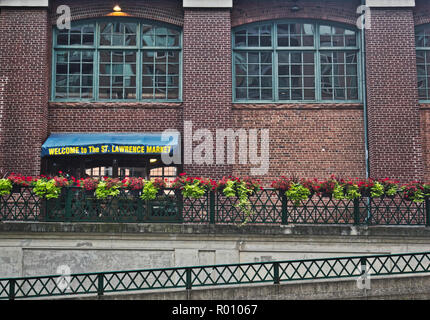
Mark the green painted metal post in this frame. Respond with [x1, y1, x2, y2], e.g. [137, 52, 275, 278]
[273, 262, 280, 284]
[353, 198, 360, 225]
[209, 191, 216, 225]
[186, 268, 192, 290]
[136, 198, 144, 222]
[64, 188, 73, 222]
[176, 191, 183, 223]
[426, 196, 430, 227]
[9, 279, 15, 300]
[97, 274, 104, 296]
[281, 191, 288, 225]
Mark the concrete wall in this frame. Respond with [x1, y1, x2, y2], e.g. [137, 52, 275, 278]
[1, 222, 430, 278]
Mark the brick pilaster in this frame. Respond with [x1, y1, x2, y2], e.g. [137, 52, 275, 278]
[366, 7, 424, 181]
[182, 8, 233, 178]
[0, 8, 50, 176]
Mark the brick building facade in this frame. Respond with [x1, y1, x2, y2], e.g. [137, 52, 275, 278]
[0, 0, 427, 184]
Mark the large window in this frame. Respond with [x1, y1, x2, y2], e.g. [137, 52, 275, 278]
[233, 21, 360, 102]
[52, 19, 181, 101]
[416, 25, 430, 101]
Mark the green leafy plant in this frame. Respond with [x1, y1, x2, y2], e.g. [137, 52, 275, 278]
[140, 181, 158, 201]
[218, 177, 260, 225]
[95, 178, 121, 200]
[182, 179, 207, 199]
[285, 183, 311, 206]
[370, 181, 385, 198]
[33, 179, 61, 199]
[345, 184, 361, 200]
[401, 183, 425, 203]
[173, 174, 210, 199]
[333, 183, 345, 200]
[0, 178, 12, 196]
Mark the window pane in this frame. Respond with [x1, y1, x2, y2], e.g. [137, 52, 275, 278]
[55, 51, 94, 99]
[320, 51, 358, 100]
[99, 51, 136, 100]
[99, 22, 137, 47]
[142, 25, 180, 48]
[320, 25, 357, 47]
[56, 23, 94, 46]
[142, 51, 179, 100]
[234, 51, 272, 101]
[234, 24, 272, 48]
[277, 51, 315, 101]
[277, 23, 314, 48]
[417, 49, 430, 99]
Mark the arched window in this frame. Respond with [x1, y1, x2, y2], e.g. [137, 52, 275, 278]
[52, 19, 181, 101]
[416, 25, 430, 101]
[233, 21, 361, 102]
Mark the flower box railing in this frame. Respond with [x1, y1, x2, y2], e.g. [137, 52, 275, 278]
[1, 186, 429, 226]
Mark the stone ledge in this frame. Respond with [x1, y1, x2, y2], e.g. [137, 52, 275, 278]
[1, 221, 429, 239]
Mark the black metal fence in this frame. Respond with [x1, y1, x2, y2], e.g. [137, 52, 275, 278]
[0, 187, 429, 225]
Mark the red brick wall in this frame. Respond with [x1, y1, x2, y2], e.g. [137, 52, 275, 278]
[0, 77, 6, 174]
[0, 8, 50, 176]
[232, 0, 361, 27]
[416, 0, 430, 182]
[48, 103, 182, 132]
[366, 8, 423, 182]
[182, 8, 233, 179]
[50, 0, 183, 26]
[232, 105, 366, 185]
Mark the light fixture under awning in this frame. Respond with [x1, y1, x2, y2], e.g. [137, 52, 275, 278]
[41, 132, 179, 157]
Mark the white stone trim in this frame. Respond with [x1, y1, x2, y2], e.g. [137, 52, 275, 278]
[183, 0, 232, 8]
[366, 0, 415, 7]
[0, 0, 48, 7]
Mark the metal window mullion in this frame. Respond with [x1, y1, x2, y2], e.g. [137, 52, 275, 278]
[66, 50, 70, 98]
[301, 52, 305, 100]
[315, 23, 322, 101]
[425, 49, 429, 100]
[95, 22, 100, 101]
[153, 50, 156, 99]
[166, 51, 170, 100]
[79, 51, 83, 99]
[137, 22, 142, 101]
[330, 51, 335, 100]
[273, 22, 278, 102]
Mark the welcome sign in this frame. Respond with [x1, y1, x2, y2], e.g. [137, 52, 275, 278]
[41, 133, 178, 157]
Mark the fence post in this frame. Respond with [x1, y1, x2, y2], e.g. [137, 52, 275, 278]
[273, 262, 280, 284]
[209, 191, 216, 225]
[176, 190, 183, 223]
[281, 191, 288, 225]
[353, 198, 360, 225]
[185, 268, 192, 290]
[8, 279, 15, 300]
[426, 196, 430, 227]
[97, 273, 104, 297]
[64, 188, 73, 222]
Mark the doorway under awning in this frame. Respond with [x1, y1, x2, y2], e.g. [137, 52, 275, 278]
[41, 132, 179, 157]
[40, 132, 180, 180]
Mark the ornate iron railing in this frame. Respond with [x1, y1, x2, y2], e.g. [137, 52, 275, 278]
[0, 187, 429, 225]
[0, 251, 429, 300]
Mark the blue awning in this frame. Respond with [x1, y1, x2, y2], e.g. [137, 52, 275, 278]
[41, 132, 179, 157]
